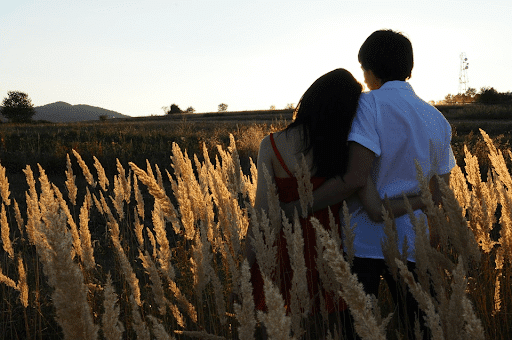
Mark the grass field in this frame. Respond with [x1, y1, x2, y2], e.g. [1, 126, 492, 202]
[1, 105, 512, 339]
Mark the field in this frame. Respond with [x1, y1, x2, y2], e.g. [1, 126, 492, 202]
[1, 105, 512, 339]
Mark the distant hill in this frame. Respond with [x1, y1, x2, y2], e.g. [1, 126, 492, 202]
[31, 102, 131, 122]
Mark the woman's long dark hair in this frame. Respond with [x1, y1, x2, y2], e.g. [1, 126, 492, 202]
[285, 68, 362, 179]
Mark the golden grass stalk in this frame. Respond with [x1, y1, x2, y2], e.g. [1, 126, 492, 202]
[448, 259, 485, 340]
[380, 203, 400, 281]
[230, 133, 245, 192]
[191, 221, 209, 295]
[102, 274, 125, 340]
[168, 279, 198, 324]
[312, 218, 388, 340]
[248, 206, 277, 279]
[449, 164, 470, 217]
[257, 275, 294, 340]
[396, 259, 444, 340]
[296, 154, 314, 219]
[245, 157, 258, 206]
[145, 159, 156, 179]
[437, 171, 481, 265]
[155, 163, 164, 189]
[92, 191, 104, 215]
[94, 155, 109, 191]
[0, 163, 11, 206]
[133, 175, 145, 220]
[140, 250, 168, 315]
[206, 161, 247, 256]
[147, 227, 158, 258]
[341, 201, 356, 267]
[152, 201, 175, 280]
[129, 294, 151, 340]
[480, 128, 512, 190]
[110, 175, 125, 220]
[496, 179, 512, 260]
[234, 259, 256, 340]
[110, 220, 142, 306]
[168, 301, 186, 329]
[494, 248, 504, 314]
[72, 149, 96, 187]
[204, 259, 227, 325]
[134, 214, 144, 248]
[17, 257, 28, 308]
[116, 158, 131, 203]
[22, 165, 41, 245]
[0, 265, 17, 288]
[261, 163, 281, 233]
[65, 153, 77, 205]
[147, 315, 174, 340]
[129, 162, 181, 233]
[52, 183, 83, 260]
[33, 170, 99, 339]
[0, 203, 14, 259]
[282, 210, 308, 336]
[168, 159, 195, 240]
[79, 189, 95, 270]
[13, 199, 24, 238]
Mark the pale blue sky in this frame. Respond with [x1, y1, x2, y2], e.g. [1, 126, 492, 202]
[1, 0, 510, 117]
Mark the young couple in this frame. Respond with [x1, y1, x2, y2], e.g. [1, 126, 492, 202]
[250, 29, 455, 338]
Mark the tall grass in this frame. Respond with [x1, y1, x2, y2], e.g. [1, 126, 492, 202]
[0, 129, 511, 339]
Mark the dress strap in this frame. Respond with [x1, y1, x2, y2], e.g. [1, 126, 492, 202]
[269, 133, 295, 178]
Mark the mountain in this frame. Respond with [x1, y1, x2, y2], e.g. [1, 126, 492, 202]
[32, 102, 131, 122]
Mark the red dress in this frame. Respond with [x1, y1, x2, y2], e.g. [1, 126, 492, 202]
[250, 133, 347, 315]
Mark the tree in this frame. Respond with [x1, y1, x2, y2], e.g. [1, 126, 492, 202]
[466, 87, 477, 98]
[270, 105, 276, 110]
[218, 103, 228, 112]
[162, 104, 182, 114]
[478, 87, 503, 104]
[1, 91, 36, 123]
[444, 94, 455, 105]
[185, 106, 195, 113]
[284, 103, 296, 110]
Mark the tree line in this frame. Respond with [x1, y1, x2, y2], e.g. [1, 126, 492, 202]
[162, 103, 230, 115]
[2, 88, 511, 123]
[442, 87, 512, 105]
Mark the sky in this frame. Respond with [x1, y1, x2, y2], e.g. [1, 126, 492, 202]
[1, 0, 511, 117]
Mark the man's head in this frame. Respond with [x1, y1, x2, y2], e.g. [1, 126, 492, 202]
[358, 30, 413, 86]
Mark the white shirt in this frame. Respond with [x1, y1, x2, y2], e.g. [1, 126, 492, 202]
[346, 81, 455, 261]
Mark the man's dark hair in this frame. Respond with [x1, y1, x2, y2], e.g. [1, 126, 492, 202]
[358, 29, 413, 83]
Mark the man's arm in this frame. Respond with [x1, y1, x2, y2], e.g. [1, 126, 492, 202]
[358, 176, 426, 222]
[282, 142, 375, 217]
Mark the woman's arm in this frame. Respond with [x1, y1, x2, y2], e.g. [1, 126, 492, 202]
[246, 135, 275, 265]
[253, 135, 275, 214]
[358, 177, 426, 222]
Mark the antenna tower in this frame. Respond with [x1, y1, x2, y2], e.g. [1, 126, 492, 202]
[459, 52, 469, 94]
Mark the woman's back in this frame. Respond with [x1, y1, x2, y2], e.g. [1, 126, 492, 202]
[267, 127, 315, 180]
[251, 130, 346, 314]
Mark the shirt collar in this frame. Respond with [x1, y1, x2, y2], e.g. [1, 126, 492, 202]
[379, 80, 413, 92]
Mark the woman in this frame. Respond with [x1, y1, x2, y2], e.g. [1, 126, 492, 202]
[248, 69, 423, 326]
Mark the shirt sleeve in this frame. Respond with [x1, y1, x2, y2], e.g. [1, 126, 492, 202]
[435, 119, 456, 175]
[348, 93, 381, 157]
